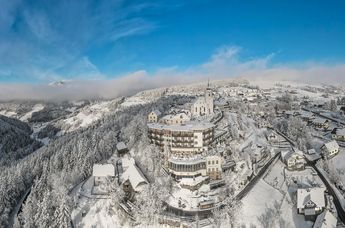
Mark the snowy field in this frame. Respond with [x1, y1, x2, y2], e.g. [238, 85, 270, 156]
[71, 198, 129, 228]
[239, 179, 284, 227]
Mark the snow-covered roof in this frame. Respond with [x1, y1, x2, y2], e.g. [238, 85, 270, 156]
[150, 110, 161, 116]
[313, 118, 328, 124]
[193, 97, 207, 105]
[169, 155, 205, 165]
[148, 121, 214, 132]
[297, 188, 326, 209]
[92, 164, 115, 177]
[280, 149, 293, 161]
[292, 148, 304, 156]
[121, 156, 135, 170]
[313, 210, 337, 228]
[333, 128, 345, 136]
[206, 155, 222, 161]
[307, 149, 316, 155]
[281, 149, 304, 162]
[116, 142, 127, 151]
[121, 164, 148, 192]
[322, 140, 339, 152]
[300, 111, 314, 118]
[161, 112, 190, 121]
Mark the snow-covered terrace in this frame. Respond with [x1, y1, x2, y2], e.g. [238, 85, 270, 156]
[147, 121, 215, 132]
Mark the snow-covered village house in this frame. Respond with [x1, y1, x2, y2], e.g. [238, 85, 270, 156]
[120, 157, 148, 199]
[312, 118, 329, 130]
[147, 110, 161, 123]
[266, 130, 279, 143]
[281, 148, 306, 170]
[331, 128, 345, 141]
[191, 85, 214, 117]
[300, 111, 315, 122]
[297, 187, 326, 221]
[321, 140, 340, 159]
[92, 164, 115, 186]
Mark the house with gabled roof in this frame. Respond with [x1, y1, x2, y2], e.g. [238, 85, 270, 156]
[297, 187, 326, 221]
[321, 140, 340, 159]
[281, 148, 306, 170]
[300, 111, 315, 122]
[312, 118, 329, 130]
[148, 110, 162, 123]
[331, 128, 345, 141]
[92, 164, 115, 186]
[120, 157, 149, 199]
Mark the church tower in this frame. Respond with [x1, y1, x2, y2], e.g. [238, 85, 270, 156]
[205, 80, 214, 115]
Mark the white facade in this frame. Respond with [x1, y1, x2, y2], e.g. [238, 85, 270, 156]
[147, 121, 214, 156]
[167, 155, 223, 179]
[167, 156, 207, 178]
[206, 156, 223, 180]
[191, 88, 214, 117]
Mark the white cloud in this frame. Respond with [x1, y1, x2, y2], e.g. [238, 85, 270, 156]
[1, 46, 345, 101]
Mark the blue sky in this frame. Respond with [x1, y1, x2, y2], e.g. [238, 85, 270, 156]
[1, 0, 345, 83]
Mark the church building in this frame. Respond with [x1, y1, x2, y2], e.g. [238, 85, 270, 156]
[191, 83, 214, 117]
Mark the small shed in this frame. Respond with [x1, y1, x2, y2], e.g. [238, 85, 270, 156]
[116, 141, 129, 155]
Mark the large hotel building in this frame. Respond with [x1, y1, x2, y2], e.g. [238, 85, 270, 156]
[147, 121, 215, 156]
